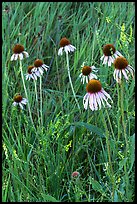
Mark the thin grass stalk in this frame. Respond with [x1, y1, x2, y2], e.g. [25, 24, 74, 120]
[19, 60, 35, 128]
[34, 80, 40, 125]
[39, 76, 43, 126]
[120, 81, 130, 200]
[66, 52, 81, 113]
[117, 82, 121, 142]
[101, 109, 115, 201]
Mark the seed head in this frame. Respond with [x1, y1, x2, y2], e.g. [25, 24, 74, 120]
[13, 44, 24, 54]
[114, 56, 128, 70]
[86, 79, 102, 93]
[103, 44, 116, 56]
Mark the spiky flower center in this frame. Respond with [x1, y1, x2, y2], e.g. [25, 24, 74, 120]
[28, 65, 34, 74]
[13, 44, 24, 54]
[114, 56, 128, 70]
[82, 66, 92, 76]
[86, 79, 102, 93]
[103, 44, 116, 56]
[60, 37, 70, 47]
[13, 94, 23, 103]
[34, 59, 43, 67]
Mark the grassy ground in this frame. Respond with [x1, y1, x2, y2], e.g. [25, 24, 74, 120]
[2, 2, 135, 202]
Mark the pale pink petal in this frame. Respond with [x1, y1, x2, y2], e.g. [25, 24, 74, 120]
[122, 69, 128, 80]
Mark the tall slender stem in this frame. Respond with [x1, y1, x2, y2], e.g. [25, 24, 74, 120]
[34, 80, 40, 124]
[120, 81, 129, 200]
[101, 110, 115, 200]
[117, 83, 121, 142]
[40, 76, 43, 126]
[66, 52, 81, 113]
[19, 60, 35, 128]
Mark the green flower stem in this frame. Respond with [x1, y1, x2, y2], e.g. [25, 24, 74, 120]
[66, 52, 81, 113]
[39, 76, 43, 126]
[101, 109, 115, 201]
[120, 81, 129, 200]
[19, 60, 35, 128]
[120, 81, 128, 149]
[117, 83, 121, 142]
[34, 80, 40, 125]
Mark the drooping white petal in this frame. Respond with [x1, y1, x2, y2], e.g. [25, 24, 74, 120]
[89, 94, 94, 111]
[113, 69, 116, 80]
[19, 53, 24, 60]
[115, 50, 123, 56]
[58, 47, 63, 56]
[98, 92, 105, 108]
[122, 69, 128, 80]
[100, 55, 104, 61]
[103, 56, 108, 65]
[108, 57, 112, 67]
[64, 46, 69, 54]
[101, 88, 112, 101]
[95, 93, 102, 110]
[11, 54, 15, 61]
[21, 98, 28, 105]
[23, 51, 29, 58]
[13, 102, 17, 106]
[69, 44, 76, 51]
[100, 92, 111, 108]
[86, 76, 88, 83]
[19, 102, 24, 109]
[89, 73, 98, 80]
[83, 93, 89, 110]
[14, 54, 18, 61]
[93, 93, 98, 111]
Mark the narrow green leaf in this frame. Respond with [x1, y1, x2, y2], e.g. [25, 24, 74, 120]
[41, 194, 60, 202]
[72, 122, 105, 138]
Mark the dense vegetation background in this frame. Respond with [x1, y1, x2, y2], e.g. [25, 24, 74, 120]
[2, 2, 135, 202]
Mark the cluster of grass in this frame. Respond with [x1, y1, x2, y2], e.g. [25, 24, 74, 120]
[2, 2, 135, 202]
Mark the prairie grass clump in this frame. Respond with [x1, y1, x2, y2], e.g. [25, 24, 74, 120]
[2, 2, 135, 202]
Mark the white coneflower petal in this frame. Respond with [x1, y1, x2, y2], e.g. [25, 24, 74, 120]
[89, 93, 94, 111]
[95, 92, 102, 110]
[103, 56, 108, 64]
[23, 51, 29, 58]
[19, 103, 24, 109]
[83, 93, 89, 110]
[58, 47, 63, 56]
[13, 102, 17, 106]
[19, 53, 24, 60]
[14, 54, 18, 61]
[11, 54, 15, 61]
[122, 69, 128, 80]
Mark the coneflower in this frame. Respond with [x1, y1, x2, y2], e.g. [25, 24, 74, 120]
[79, 65, 98, 84]
[10, 44, 29, 61]
[83, 79, 113, 111]
[33, 59, 49, 76]
[58, 37, 76, 56]
[100, 44, 122, 66]
[13, 93, 28, 109]
[113, 56, 134, 83]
